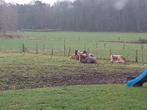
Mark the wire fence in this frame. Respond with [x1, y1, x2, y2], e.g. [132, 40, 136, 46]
[0, 42, 147, 65]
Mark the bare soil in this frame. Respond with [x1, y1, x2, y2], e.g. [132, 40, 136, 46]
[0, 70, 139, 90]
[110, 40, 147, 44]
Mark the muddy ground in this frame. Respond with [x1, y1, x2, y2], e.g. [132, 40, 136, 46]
[109, 40, 147, 44]
[0, 71, 139, 90]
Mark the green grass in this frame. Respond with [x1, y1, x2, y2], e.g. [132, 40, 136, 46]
[0, 32, 147, 62]
[0, 84, 147, 110]
[0, 52, 145, 76]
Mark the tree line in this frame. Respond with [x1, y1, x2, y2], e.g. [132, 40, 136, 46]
[0, 0, 147, 32]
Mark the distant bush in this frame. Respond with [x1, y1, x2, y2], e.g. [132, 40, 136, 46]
[0, 33, 23, 39]
[138, 38, 147, 43]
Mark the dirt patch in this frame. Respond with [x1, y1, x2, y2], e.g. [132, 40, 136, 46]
[109, 40, 147, 44]
[0, 71, 138, 90]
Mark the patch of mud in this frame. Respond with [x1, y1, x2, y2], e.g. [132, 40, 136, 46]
[0, 72, 138, 90]
[110, 40, 147, 44]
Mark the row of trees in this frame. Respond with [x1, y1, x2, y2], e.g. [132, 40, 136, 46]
[0, 0, 147, 32]
[0, 0, 17, 33]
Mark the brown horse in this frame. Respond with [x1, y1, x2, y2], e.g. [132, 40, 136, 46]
[70, 50, 80, 60]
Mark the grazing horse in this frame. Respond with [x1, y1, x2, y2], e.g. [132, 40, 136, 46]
[110, 54, 126, 64]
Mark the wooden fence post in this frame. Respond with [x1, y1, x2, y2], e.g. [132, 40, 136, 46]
[141, 44, 144, 65]
[64, 40, 66, 57]
[118, 37, 120, 41]
[78, 36, 80, 40]
[51, 48, 54, 58]
[68, 48, 71, 56]
[84, 43, 86, 50]
[42, 44, 45, 53]
[36, 43, 38, 54]
[22, 43, 25, 53]
[87, 48, 90, 52]
[104, 43, 106, 49]
[96, 42, 98, 48]
[135, 49, 138, 63]
[109, 48, 112, 57]
[123, 42, 125, 49]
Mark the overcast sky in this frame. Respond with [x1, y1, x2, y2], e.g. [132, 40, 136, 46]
[5, 0, 74, 5]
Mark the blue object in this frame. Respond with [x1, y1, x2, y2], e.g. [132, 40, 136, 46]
[127, 69, 147, 87]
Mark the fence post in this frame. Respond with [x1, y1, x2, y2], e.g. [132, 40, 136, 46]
[87, 48, 90, 52]
[123, 42, 125, 49]
[109, 48, 112, 57]
[96, 42, 98, 48]
[22, 43, 25, 53]
[36, 43, 38, 54]
[64, 40, 66, 57]
[42, 44, 45, 53]
[84, 43, 86, 50]
[68, 48, 71, 56]
[135, 49, 138, 63]
[141, 44, 144, 65]
[51, 48, 54, 58]
[118, 37, 120, 41]
[78, 36, 80, 40]
[104, 43, 106, 49]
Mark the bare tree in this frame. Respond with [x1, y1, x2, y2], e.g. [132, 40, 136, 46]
[15, 0, 147, 32]
[0, 0, 17, 35]
[0, 0, 5, 33]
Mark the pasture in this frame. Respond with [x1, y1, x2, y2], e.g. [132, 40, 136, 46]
[0, 32, 147, 110]
[0, 32, 147, 62]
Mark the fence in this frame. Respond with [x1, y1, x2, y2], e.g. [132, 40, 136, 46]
[0, 41, 147, 64]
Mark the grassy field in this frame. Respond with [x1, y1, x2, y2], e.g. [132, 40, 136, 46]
[0, 84, 147, 110]
[0, 32, 147, 109]
[0, 32, 147, 62]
